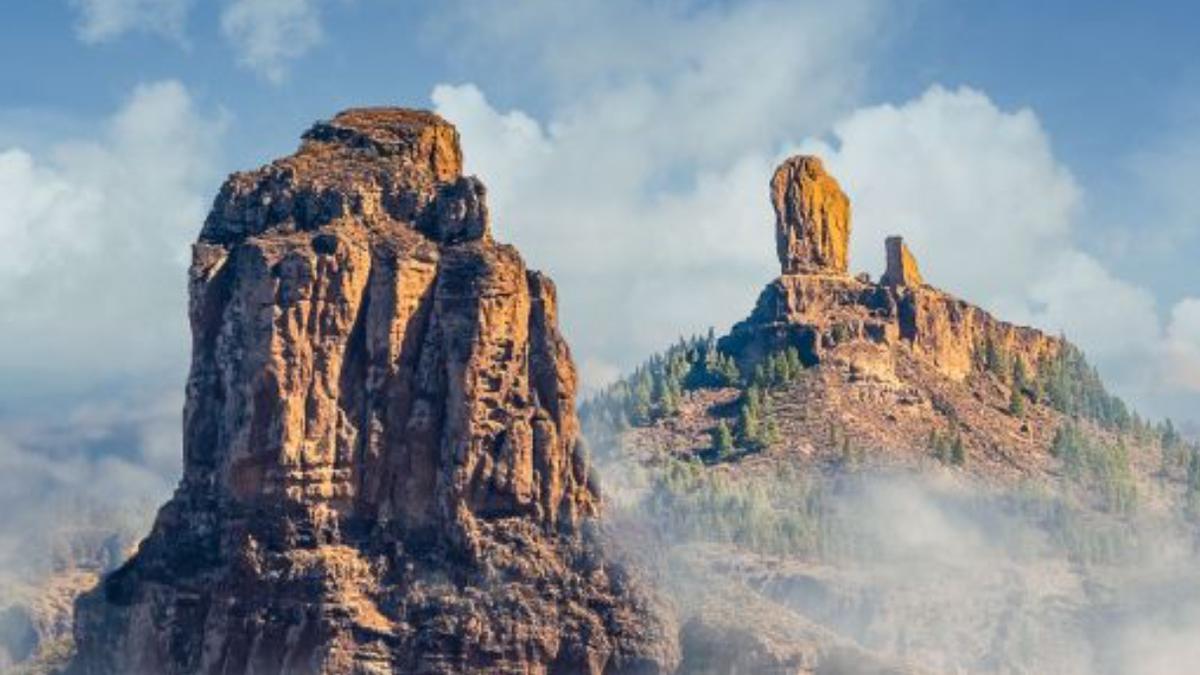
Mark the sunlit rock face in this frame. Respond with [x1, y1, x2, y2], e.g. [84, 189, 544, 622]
[725, 155, 1061, 383]
[771, 155, 852, 276]
[71, 108, 678, 675]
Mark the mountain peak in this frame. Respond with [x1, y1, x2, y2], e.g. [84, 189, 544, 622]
[302, 107, 463, 178]
[72, 109, 678, 674]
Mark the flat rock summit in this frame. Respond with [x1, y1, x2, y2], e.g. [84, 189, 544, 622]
[70, 109, 677, 675]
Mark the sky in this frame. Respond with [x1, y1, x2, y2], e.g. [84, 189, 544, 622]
[0, 0, 1198, 517]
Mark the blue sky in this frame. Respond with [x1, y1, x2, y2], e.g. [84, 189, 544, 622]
[0, 0, 1198, 528]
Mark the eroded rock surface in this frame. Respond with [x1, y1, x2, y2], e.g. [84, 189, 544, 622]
[772, 156, 851, 276]
[881, 236, 923, 288]
[728, 155, 1060, 384]
[71, 108, 678, 675]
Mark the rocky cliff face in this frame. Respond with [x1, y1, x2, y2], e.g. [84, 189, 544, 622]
[71, 109, 677, 675]
[772, 156, 851, 276]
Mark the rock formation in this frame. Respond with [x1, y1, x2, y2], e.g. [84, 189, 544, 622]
[881, 236, 923, 287]
[725, 155, 1060, 382]
[772, 155, 851, 275]
[71, 109, 678, 675]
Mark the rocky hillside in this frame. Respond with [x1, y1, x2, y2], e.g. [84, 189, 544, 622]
[68, 109, 677, 675]
[585, 155, 1164, 485]
[582, 156, 1200, 674]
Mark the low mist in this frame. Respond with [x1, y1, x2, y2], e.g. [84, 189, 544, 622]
[598, 454, 1200, 674]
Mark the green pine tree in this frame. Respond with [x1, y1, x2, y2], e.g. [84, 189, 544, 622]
[1009, 385, 1026, 418]
[737, 401, 760, 449]
[951, 434, 967, 466]
[712, 421, 734, 459]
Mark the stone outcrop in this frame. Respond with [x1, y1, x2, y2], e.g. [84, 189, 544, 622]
[71, 109, 677, 675]
[772, 155, 851, 275]
[881, 236, 923, 287]
[724, 156, 1061, 382]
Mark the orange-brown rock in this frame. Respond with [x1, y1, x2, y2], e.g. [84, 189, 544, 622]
[881, 236, 923, 287]
[772, 155, 851, 275]
[71, 109, 678, 675]
[726, 157, 1060, 384]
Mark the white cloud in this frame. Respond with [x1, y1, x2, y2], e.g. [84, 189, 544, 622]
[220, 0, 324, 83]
[431, 0, 886, 385]
[0, 80, 219, 577]
[0, 80, 225, 382]
[70, 0, 193, 44]
[1165, 299, 1200, 393]
[800, 86, 1080, 307]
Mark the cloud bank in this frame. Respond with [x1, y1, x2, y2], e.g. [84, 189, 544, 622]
[0, 80, 224, 386]
[0, 80, 223, 577]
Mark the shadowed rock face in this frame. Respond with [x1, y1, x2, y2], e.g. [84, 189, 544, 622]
[71, 108, 678, 675]
[772, 155, 851, 275]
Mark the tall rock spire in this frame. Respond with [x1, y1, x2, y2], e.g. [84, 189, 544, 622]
[771, 155, 851, 275]
[71, 108, 678, 675]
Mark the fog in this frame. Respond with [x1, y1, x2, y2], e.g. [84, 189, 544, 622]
[0, 390, 180, 583]
[598, 455, 1200, 674]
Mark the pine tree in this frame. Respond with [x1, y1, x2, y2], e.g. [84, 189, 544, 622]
[761, 413, 780, 448]
[1009, 385, 1025, 418]
[631, 375, 653, 425]
[930, 430, 951, 464]
[1186, 449, 1200, 521]
[950, 434, 967, 466]
[712, 421, 734, 459]
[1012, 358, 1029, 391]
[737, 401, 760, 449]
[841, 434, 857, 468]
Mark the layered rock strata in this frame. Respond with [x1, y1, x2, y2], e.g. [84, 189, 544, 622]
[71, 109, 677, 675]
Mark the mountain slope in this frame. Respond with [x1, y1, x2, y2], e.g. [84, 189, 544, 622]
[582, 156, 1200, 674]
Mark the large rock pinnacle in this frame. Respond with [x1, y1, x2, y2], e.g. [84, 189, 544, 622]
[771, 155, 851, 275]
[71, 108, 678, 675]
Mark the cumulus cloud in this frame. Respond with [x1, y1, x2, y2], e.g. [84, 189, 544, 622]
[0, 80, 225, 383]
[220, 0, 324, 83]
[0, 80, 221, 578]
[70, 0, 193, 43]
[1164, 299, 1200, 393]
[431, 0, 886, 385]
